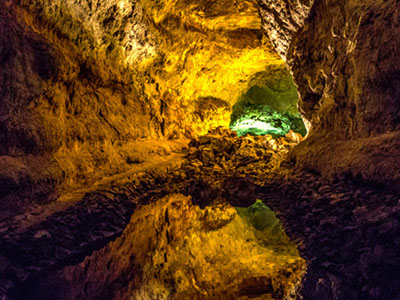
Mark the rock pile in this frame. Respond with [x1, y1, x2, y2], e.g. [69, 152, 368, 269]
[183, 126, 303, 185]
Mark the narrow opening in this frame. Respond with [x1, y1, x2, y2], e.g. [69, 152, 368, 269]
[230, 65, 307, 138]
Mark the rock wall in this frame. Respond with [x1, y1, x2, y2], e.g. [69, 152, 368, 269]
[258, 0, 314, 60]
[260, 0, 400, 188]
[0, 0, 285, 215]
[0, 2, 168, 218]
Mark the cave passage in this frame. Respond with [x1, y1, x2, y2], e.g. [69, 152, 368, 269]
[3, 0, 400, 299]
[230, 66, 307, 137]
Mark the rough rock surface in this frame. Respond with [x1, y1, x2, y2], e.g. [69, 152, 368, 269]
[183, 127, 303, 189]
[259, 0, 400, 188]
[0, 2, 182, 213]
[258, 0, 314, 60]
[260, 170, 400, 300]
[0, 0, 290, 216]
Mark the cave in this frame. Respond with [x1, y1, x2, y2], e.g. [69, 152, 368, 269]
[1, 0, 400, 300]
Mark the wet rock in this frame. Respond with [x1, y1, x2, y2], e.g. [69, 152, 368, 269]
[200, 204, 236, 231]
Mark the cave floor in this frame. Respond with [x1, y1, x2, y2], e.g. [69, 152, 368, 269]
[0, 128, 399, 299]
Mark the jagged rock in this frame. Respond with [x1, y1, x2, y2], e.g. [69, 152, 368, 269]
[183, 127, 297, 187]
[259, 0, 400, 190]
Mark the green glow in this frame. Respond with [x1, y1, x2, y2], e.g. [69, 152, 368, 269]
[230, 104, 305, 137]
[236, 199, 296, 247]
[231, 118, 289, 137]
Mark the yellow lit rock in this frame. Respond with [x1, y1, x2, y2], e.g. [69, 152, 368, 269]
[4, 0, 286, 194]
[141, 0, 284, 136]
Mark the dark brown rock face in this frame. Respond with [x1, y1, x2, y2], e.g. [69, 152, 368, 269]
[289, 0, 400, 137]
[0, 6, 63, 217]
[259, 170, 400, 300]
[0, 7, 59, 155]
[260, 0, 400, 188]
[258, 0, 314, 60]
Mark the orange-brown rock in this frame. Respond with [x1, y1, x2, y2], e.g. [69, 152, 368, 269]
[0, 0, 288, 211]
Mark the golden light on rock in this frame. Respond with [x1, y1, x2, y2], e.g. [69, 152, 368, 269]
[6, 0, 290, 194]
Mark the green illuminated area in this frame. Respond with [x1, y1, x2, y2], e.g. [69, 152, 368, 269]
[236, 199, 299, 251]
[230, 66, 307, 137]
[230, 104, 307, 137]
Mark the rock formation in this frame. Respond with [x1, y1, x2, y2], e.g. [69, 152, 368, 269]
[0, 0, 288, 212]
[22, 194, 304, 300]
[260, 0, 400, 187]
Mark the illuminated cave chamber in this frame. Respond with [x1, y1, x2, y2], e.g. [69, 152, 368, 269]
[4, 0, 400, 299]
[230, 65, 307, 137]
